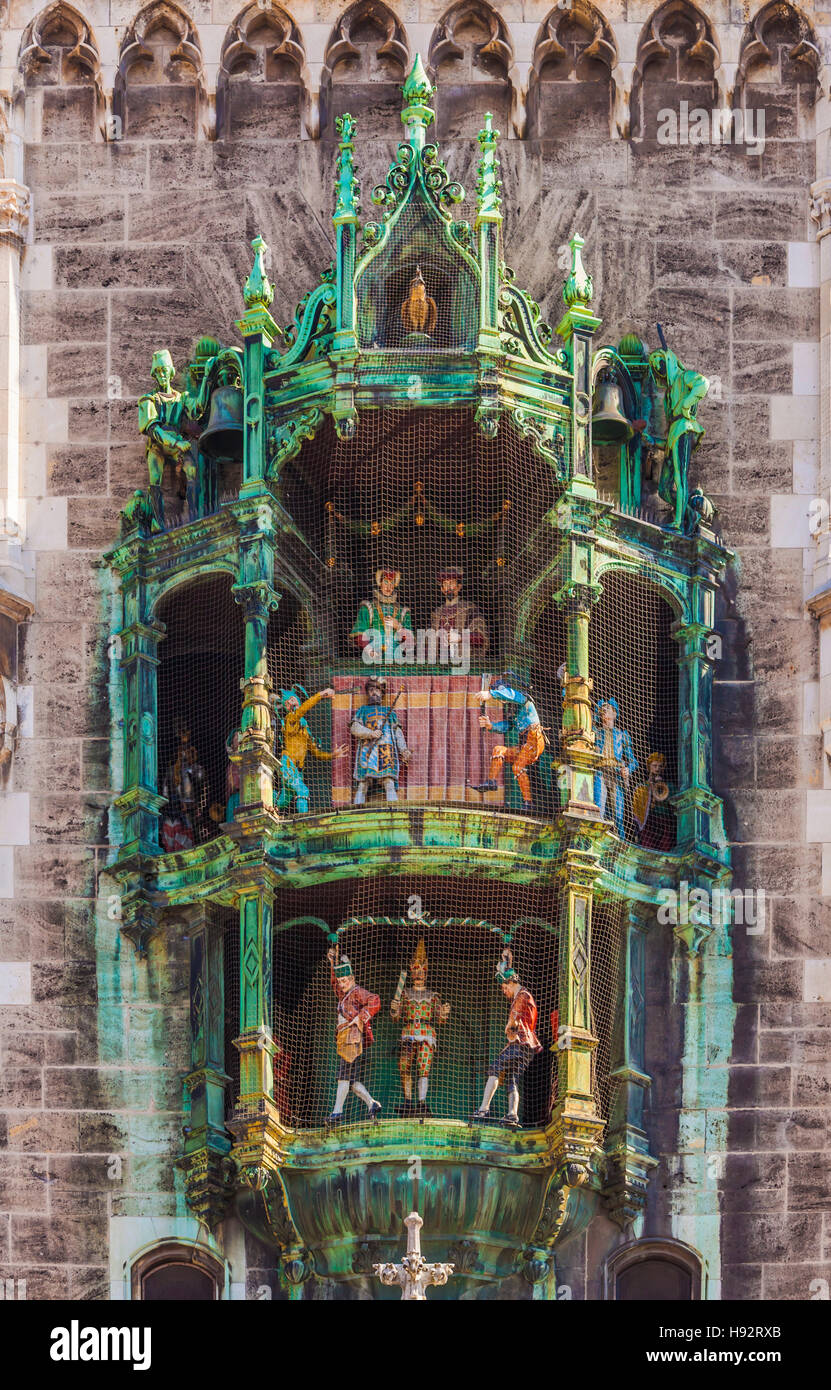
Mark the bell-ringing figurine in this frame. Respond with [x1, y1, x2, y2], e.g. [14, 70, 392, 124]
[138, 350, 198, 528]
[327, 946, 382, 1126]
[472, 948, 542, 1130]
[390, 939, 450, 1116]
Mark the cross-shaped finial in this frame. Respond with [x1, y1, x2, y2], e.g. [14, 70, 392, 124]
[373, 1211, 455, 1300]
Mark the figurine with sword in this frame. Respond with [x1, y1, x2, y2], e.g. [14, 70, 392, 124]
[350, 676, 411, 804]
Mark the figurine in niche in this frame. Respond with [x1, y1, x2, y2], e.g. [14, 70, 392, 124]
[327, 945, 382, 1126]
[632, 750, 675, 851]
[351, 676, 411, 804]
[390, 939, 451, 1117]
[430, 567, 489, 654]
[208, 729, 240, 825]
[138, 350, 198, 529]
[593, 697, 637, 839]
[648, 343, 709, 531]
[400, 266, 437, 340]
[470, 670, 546, 811]
[275, 685, 348, 815]
[161, 724, 208, 851]
[351, 568, 413, 660]
[472, 948, 542, 1130]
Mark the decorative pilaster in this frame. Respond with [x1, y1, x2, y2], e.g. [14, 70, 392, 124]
[177, 904, 234, 1228]
[673, 575, 728, 860]
[0, 177, 31, 607]
[237, 235, 277, 498]
[113, 545, 166, 860]
[231, 504, 280, 829]
[331, 113, 359, 436]
[557, 234, 601, 491]
[548, 846, 605, 1182]
[475, 113, 502, 359]
[603, 903, 658, 1227]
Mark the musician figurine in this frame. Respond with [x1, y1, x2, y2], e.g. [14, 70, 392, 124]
[470, 670, 546, 811]
[593, 697, 637, 839]
[430, 567, 488, 653]
[632, 750, 675, 850]
[351, 676, 411, 804]
[390, 939, 451, 1116]
[327, 946, 382, 1126]
[275, 685, 348, 815]
[351, 568, 413, 661]
[472, 948, 542, 1130]
[400, 266, 437, 340]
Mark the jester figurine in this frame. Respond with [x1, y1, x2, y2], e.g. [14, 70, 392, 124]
[138, 349, 199, 529]
[351, 676, 411, 804]
[648, 346, 709, 531]
[472, 948, 542, 1130]
[327, 946, 382, 1126]
[593, 697, 637, 839]
[390, 939, 451, 1116]
[275, 685, 348, 815]
[351, 568, 413, 660]
[470, 670, 546, 810]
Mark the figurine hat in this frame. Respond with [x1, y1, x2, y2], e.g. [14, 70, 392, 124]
[437, 567, 464, 584]
[410, 938, 428, 970]
[280, 684, 308, 705]
[364, 675, 387, 694]
[375, 568, 400, 587]
[495, 947, 518, 984]
[334, 954, 354, 979]
[596, 696, 620, 718]
[151, 349, 174, 375]
[646, 750, 666, 769]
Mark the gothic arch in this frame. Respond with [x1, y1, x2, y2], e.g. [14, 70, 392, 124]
[320, 0, 410, 137]
[428, 0, 519, 137]
[217, 3, 309, 140]
[735, 2, 821, 118]
[114, 1, 205, 140]
[631, 0, 720, 143]
[18, 3, 102, 139]
[529, 2, 617, 141]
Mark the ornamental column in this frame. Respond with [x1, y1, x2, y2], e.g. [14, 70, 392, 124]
[112, 535, 166, 862]
[237, 235, 277, 497]
[603, 902, 657, 1228]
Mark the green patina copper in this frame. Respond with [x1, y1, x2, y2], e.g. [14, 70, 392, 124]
[103, 59, 735, 1298]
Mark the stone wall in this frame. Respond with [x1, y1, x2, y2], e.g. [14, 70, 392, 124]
[1, 0, 830, 1300]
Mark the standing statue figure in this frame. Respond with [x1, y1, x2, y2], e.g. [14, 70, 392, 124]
[648, 347, 708, 531]
[472, 948, 542, 1130]
[327, 946, 382, 1126]
[351, 568, 413, 661]
[351, 676, 411, 804]
[275, 685, 348, 815]
[138, 350, 197, 529]
[400, 267, 437, 338]
[593, 697, 637, 839]
[470, 670, 546, 811]
[390, 939, 451, 1116]
[430, 567, 489, 653]
[161, 724, 208, 851]
[632, 750, 675, 850]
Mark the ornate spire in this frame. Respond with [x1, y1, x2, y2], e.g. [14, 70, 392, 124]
[401, 54, 435, 147]
[334, 113, 360, 225]
[562, 233, 593, 310]
[243, 234, 274, 311]
[475, 113, 502, 225]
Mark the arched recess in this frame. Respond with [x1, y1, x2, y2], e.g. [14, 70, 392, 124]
[18, 3, 102, 141]
[154, 572, 244, 851]
[735, 2, 821, 138]
[129, 1239, 227, 1299]
[605, 1236, 703, 1299]
[320, 0, 409, 140]
[114, 1, 205, 141]
[631, 1, 720, 144]
[429, 0, 517, 139]
[589, 567, 680, 844]
[217, 3, 307, 141]
[528, 3, 617, 143]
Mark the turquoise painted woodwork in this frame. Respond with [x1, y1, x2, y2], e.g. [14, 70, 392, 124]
[104, 58, 734, 1292]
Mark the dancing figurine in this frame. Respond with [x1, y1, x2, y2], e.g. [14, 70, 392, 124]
[390, 939, 450, 1116]
[470, 670, 546, 811]
[275, 685, 347, 815]
[351, 676, 411, 804]
[472, 949, 542, 1130]
[593, 697, 637, 839]
[327, 946, 382, 1125]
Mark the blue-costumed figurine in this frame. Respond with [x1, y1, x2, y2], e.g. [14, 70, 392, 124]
[593, 697, 637, 839]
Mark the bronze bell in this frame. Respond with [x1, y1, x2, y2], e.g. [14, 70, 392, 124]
[592, 380, 634, 444]
[198, 385, 244, 459]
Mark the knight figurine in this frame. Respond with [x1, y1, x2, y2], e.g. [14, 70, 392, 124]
[472, 948, 542, 1130]
[327, 946, 382, 1126]
[351, 676, 411, 804]
[390, 939, 451, 1116]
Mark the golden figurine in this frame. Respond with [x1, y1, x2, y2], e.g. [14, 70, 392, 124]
[401, 267, 437, 337]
